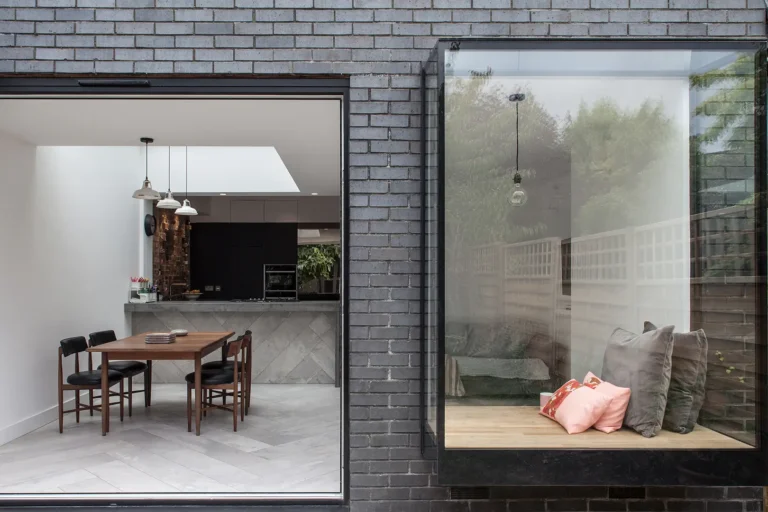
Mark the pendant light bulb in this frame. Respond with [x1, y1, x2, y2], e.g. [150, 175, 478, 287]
[508, 93, 528, 208]
[175, 147, 198, 216]
[509, 173, 527, 207]
[133, 137, 161, 200]
[157, 146, 181, 210]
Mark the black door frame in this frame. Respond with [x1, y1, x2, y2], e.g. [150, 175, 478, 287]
[0, 76, 350, 509]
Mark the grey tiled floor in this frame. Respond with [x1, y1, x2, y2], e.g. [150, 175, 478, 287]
[0, 384, 341, 495]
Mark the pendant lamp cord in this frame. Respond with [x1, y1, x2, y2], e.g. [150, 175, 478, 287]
[515, 101, 519, 177]
[144, 141, 149, 180]
[168, 146, 171, 194]
[185, 146, 188, 200]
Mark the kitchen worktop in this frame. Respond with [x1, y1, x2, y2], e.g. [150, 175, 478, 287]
[124, 300, 339, 313]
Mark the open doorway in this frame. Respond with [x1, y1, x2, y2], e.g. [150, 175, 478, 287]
[0, 86, 347, 502]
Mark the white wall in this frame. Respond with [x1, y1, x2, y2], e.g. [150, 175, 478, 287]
[0, 143, 142, 445]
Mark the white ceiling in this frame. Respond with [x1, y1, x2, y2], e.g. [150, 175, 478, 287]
[0, 98, 341, 196]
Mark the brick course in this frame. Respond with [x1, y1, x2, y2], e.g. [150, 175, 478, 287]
[1, 3, 766, 510]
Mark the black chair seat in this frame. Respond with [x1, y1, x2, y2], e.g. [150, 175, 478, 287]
[185, 370, 234, 386]
[201, 360, 244, 371]
[67, 370, 122, 386]
[98, 360, 148, 376]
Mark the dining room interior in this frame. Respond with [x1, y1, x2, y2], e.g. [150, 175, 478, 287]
[0, 96, 343, 496]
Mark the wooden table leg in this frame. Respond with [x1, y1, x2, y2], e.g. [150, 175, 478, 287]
[101, 353, 109, 436]
[145, 360, 152, 407]
[195, 355, 202, 436]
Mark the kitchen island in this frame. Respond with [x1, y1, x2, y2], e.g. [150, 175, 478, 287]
[124, 301, 339, 385]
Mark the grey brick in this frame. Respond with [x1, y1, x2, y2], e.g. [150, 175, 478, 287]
[134, 60, 173, 72]
[747, 23, 765, 34]
[470, 22, 509, 34]
[158, 0, 193, 5]
[335, 9, 374, 20]
[214, 34, 254, 46]
[707, 22, 746, 34]
[0, 34, 12, 46]
[313, 48, 351, 60]
[155, 22, 194, 33]
[136, 35, 175, 46]
[75, 20, 113, 32]
[37, 21, 75, 32]
[38, 0, 75, 6]
[196, 0, 234, 6]
[95, 34, 132, 46]
[54, 59, 94, 71]
[391, 22, 429, 34]
[491, 9, 530, 20]
[252, 61, 290, 72]
[374, 7, 412, 19]
[254, 8, 292, 20]
[688, 10, 726, 21]
[115, 21, 153, 33]
[0, 8, 12, 19]
[95, 8, 133, 20]
[213, 60, 251, 72]
[508, 21, 549, 33]
[235, 0, 271, 5]
[18, 34, 56, 46]
[253, 34, 294, 46]
[393, 0, 429, 6]
[435, 0, 471, 5]
[628, 21, 668, 33]
[195, 21, 234, 33]
[213, 8, 253, 20]
[531, 9, 570, 21]
[609, 9, 649, 20]
[95, 60, 133, 71]
[17, 9, 55, 20]
[14, 60, 53, 71]
[431, 21, 470, 34]
[174, 9, 213, 21]
[35, 47, 73, 59]
[74, 47, 112, 59]
[293, 60, 334, 72]
[274, 22, 312, 33]
[374, 35, 412, 47]
[670, 0, 705, 6]
[630, 0, 666, 5]
[709, 0, 744, 5]
[474, 0, 510, 5]
[353, 22, 392, 34]
[134, 9, 173, 21]
[354, 0, 391, 6]
[234, 48, 273, 59]
[173, 60, 212, 72]
[233, 22, 273, 34]
[273, 48, 311, 59]
[728, 8, 764, 20]
[570, 8, 609, 20]
[668, 21, 706, 33]
[176, 35, 214, 46]
[334, 35, 373, 47]
[0, 0, 33, 6]
[314, 0, 352, 5]
[315, 21, 352, 33]
[155, 48, 193, 59]
[115, 48, 152, 59]
[116, 0, 153, 6]
[195, 48, 233, 60]
[77, 0, 114, 6]
[649, 9, 686, 19]
[0, 47, 33, 58]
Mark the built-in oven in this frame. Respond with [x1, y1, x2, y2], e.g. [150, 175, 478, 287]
[263, 264, 297, 301]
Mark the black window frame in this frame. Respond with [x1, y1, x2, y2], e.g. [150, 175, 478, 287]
[422, 38, 768, 487]
[0, 76, 351, 509]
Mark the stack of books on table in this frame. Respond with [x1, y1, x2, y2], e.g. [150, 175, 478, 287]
[145, 332, 176, 344]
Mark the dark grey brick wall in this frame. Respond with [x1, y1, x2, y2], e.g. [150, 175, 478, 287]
[1, 3, 766, 510]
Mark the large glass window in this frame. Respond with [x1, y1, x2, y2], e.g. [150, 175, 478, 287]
[440, 45, 765, 451]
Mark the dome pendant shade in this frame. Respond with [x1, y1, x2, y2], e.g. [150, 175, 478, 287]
[134, 137, 160, 201]
[157, 191, 181, 209]
[175, 198, 198, 216]
[132, 179, 162, 200]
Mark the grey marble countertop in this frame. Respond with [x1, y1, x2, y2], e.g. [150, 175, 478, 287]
[124, 300, 340, 313]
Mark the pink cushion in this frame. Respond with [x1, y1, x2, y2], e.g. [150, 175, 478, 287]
[583, 372, 631, 433]
[540, 379, 612, 434]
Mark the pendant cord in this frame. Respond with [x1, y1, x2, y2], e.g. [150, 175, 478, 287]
[144, 141, 149, 180]
[185, 146, 188, 200]
[168, 146, 171, 194]
[515, 101, 519, 178]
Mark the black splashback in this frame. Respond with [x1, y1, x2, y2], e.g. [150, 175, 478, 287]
[190, 223, 297, 300]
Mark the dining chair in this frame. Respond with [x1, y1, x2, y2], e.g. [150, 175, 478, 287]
[186, 337, 244, 433]
[88, 330, 150, 417]
[58, 336, 124, 433]
[202, 330, 252, 414]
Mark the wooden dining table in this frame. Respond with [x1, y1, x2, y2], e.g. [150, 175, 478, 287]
[87, 331, 235, 436]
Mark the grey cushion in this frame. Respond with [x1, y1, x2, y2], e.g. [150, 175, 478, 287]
[645, 321, 708, 433]
[462, 322, 531, 359]
[601, 325, 675, 438]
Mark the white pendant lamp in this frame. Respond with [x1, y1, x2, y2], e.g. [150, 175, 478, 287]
[157, 146, 181, 210]
[175, 146, 198, 216]
[132, 137, 161, 200]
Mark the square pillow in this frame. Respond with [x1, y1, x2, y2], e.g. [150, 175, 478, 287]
[644, 321, 708, 433]
[601, 325, 674, 438]
[540, 379, 612, 434]
[583, 372, 631, 433]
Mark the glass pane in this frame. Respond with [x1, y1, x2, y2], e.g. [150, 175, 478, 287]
[442, 46, 762, 450]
